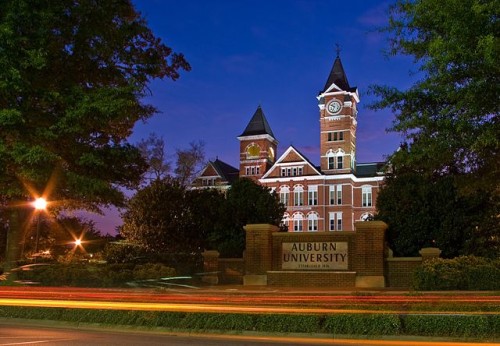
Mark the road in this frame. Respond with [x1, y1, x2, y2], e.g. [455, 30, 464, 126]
[0, 322, 493, 346]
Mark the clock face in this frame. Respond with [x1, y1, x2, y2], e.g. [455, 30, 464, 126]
[327, 100, 342, 115]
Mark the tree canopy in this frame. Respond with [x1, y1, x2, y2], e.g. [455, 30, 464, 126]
[0, 0, 190, 210]
[376, 173, 498, 258]
[120, 179, 224, 254]
[370, 0, 498, 189]
[120, 178, 286, 258]
[371, 0, 499, 257]
[0, 0, 189, 266]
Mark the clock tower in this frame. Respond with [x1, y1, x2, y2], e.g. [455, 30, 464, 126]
[237, 106, 278, 181]
[317, 53, 359, 174]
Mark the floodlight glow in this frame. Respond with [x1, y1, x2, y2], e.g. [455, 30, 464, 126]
[33, 198, 47, 210]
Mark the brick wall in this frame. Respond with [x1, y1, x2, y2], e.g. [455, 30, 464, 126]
[385, 257, 422, 288]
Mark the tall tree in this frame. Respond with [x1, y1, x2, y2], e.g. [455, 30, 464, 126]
[376, 173, 498, 258]
[370, 0, 499, 257]
[0, 0, 190, 267]
[120, 179, 222, 254]
[174, 141, 205, 186]
[370, 0, 499, 190]
[137, 133, 171, 183]
[210, 178, 286, 257]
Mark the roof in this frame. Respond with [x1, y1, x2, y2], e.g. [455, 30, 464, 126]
[355, 162, 386, 177]
[211, 159, 239, 183]
[321, 55, 357, 94]
[239, 106, 276, 138]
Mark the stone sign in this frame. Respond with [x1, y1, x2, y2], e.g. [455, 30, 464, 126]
[282, 242, 348, 270]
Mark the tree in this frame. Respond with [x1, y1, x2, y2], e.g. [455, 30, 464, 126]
[370, 0, 499, 257]
[120, 179, 216, 254]
[376, 173, 498, 258]
[137, 133, 171, 183]
[0, 0, 190, 266]
[370, 0, 499, 191]
[210, 178, 286, 257]
[174, 141, 206, 186]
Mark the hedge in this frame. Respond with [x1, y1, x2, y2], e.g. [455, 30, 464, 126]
[413, 256, 500, 290]
[11, 263, 177, 288]
[0, 306, 498, 340]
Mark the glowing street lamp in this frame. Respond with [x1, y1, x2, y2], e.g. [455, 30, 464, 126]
[33, 197, 47, 257]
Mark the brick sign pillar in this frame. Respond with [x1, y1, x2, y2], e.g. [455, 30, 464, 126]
[201, 250, 220, 284]
[354, 221, 388, 288]
[243, 223, 279, 285]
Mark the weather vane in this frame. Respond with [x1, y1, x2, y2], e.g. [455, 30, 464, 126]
[335, 43, 341, 57]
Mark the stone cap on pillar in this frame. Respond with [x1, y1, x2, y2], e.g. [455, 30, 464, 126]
[419, 247, 441, 260]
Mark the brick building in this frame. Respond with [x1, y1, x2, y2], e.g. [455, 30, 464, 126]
[192, 53, 385, 232]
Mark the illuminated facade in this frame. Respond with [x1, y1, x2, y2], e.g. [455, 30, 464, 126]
[192, 54, 384, 231]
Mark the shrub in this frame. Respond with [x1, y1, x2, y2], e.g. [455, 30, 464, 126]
[14, 263, 176, 287]
[413, 256, 500, 290]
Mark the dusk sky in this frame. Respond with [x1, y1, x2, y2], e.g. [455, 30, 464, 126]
[91, 0, 418, 234]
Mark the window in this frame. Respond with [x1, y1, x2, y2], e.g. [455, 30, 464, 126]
[293, 185, 304, 206]
[337, 156, 343, 169]
[362, 186, 372, 207]
[245, 166, 260, 176]
[307, 213, 318, 231]
[337, 213, 343, 231]
[281, 166, 303, 177]
[336, 184, 342, 204]
[327, 131, 344, 142]
[329, 212, 342, 231]
[308, 185, 318, 205]
[279, 186, 289, 206]
[293, 213, 303, 232]
[329, 185, 342, 205]
[328, 156, 335, 170]
[202, 178, 215, 186]
[326, 149, 344, 170]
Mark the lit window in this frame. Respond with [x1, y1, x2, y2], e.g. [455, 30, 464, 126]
[308, 185, 318, 206]
[362, 186, 372, 207]
[293, 185, 304, 206]
[328, 156, 335, 170]
[307, 213, 318, 231]
[279, 186, 290, 206]
[337, 156, 343, 169]
[293, 214, 303, 232]
[329, 185, 342, 204]
[329, 212, 342, 231]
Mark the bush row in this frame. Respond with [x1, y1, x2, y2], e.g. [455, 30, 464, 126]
[1, 306, 498, 339]
[13, 263, 177, 287]
[413, 256, 500, 290]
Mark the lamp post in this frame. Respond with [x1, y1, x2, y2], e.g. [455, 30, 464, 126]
[33, 197, 47, 258]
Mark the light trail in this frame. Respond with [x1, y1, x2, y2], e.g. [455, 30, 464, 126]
[0, 298, 498, 316]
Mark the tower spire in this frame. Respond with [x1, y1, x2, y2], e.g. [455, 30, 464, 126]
[335, 43, 341, 58]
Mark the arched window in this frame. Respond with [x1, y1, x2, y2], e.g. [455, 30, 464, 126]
[307, 212, 319, 231]
[293, 185, 304, 206]
[326, 148, 345, 170]
[279, 186, 290, 206]
[292, 213, 304, 232]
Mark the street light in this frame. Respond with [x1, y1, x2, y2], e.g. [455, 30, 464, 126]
[33, 197, 47, 257]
